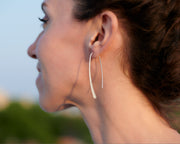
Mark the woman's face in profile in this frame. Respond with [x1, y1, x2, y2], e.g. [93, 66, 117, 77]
[28, 0, 90, 112]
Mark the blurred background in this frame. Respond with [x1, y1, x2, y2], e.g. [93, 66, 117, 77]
[0, 0, 92, 143]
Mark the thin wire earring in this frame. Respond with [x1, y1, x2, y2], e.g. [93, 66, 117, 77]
[89, 52, 104, 99]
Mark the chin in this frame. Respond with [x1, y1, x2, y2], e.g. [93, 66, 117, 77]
[38, 93, 74, 113]
[39, 102, 74, 113]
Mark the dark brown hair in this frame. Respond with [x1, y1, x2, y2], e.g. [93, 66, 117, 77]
[73, 0, 180, 122]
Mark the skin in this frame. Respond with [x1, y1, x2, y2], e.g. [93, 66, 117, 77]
[28, 0, 180, 143]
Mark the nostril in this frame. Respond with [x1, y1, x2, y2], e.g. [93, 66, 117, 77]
[31, 54, 37, 59]
[28, 51, 37, 59]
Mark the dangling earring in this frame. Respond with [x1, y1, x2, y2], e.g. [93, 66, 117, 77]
[89, 52, 103, 99]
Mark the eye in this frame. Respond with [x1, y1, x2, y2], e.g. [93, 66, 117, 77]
[39, 15, 49, 28]
[39, 17, 48, 23]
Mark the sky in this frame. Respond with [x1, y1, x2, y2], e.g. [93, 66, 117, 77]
[0, 0, 44, 101]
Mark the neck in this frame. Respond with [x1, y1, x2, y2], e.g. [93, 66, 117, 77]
[77, 62, 180, 143]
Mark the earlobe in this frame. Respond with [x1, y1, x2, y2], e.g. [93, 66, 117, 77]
[88, 31, 103, 58]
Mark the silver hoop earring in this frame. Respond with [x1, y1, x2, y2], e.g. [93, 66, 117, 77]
[89, 52, 103, 99]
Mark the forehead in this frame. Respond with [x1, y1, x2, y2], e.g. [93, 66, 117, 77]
[43, 0, 75, 10]
[43, 0, 76, 20]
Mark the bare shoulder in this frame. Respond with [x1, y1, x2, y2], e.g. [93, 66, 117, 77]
[161, 129, 180, 143]
[176, 133, 180, 141]
[170, 131, 180, 143]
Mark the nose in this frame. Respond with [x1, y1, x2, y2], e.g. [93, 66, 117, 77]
[28, 42, 37, 59]
[27, 32, 43, 59]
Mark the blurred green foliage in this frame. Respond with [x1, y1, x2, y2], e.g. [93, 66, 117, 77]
[0, 101, 179, 143]
[0, 101, 92, 144]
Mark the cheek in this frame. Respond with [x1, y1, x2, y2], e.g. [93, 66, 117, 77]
[38, 26, 85, 77]
[36, 23, 89, 111]
[37, 31, 84, 93]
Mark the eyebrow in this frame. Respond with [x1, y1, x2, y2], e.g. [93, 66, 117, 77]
[41, 2, 47, 12]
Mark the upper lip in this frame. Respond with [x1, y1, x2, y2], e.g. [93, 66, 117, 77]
[37, 63, 41, 72]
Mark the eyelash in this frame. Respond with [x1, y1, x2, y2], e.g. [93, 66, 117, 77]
[39, 17, 49, 24]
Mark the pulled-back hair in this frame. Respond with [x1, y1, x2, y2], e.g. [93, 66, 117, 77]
[73, 0, 180, 123]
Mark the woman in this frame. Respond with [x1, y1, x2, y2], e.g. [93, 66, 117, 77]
[28, 0, 180, 143]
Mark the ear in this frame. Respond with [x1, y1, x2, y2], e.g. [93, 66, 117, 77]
[88, 11, 119, 58]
